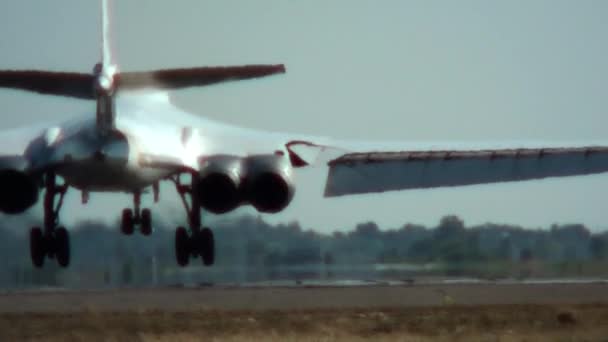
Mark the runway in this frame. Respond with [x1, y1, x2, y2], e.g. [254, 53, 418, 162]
[2, 280, 608, 313]
[2, 281, 608, 341]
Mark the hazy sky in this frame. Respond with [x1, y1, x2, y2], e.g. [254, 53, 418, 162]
[1, 1, 608, 232]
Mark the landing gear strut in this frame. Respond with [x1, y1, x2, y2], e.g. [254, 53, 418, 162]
[121, 191, 153, 236]
[173, 174, 215, 267]
[30, 172, 70, 268]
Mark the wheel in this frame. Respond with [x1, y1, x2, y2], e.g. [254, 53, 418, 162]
[175, 227, 190, 267]
[121, 208, 134, 235]
[29, 227, 44, 268]
[140, 208, 152, 236]
[200, 227, 215, 266]
[55, 227, 70, 268]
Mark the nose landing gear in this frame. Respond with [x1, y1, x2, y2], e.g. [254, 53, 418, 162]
[29, 173, 70, 268]
[173, 174, 215, 267]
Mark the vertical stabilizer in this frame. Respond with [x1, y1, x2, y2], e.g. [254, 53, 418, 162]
[100, 0, 114, 71]
[96, 0, 117, 136]
[0, 0, 286, 100]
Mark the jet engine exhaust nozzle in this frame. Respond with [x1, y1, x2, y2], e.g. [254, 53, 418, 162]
[247, 171, 293, 213]
[196, 155, 244, 214]
[0, 170, 39, 214]
[196, 172, 241, 214]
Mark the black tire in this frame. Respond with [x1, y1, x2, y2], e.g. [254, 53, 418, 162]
[140, 208, 152, 236]
[55, 227, 70, 268]
[29, 227, 44, 268]
[175, 227, 189, 267]
[121, 208, 134, 235]
[200, 227, 215, 266]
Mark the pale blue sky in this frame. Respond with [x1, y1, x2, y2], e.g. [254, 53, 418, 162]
[1, 1, 608, 231]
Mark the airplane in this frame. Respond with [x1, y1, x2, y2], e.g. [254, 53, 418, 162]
[2, 1, 608, 269]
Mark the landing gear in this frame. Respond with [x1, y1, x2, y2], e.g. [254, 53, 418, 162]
[29, 227, 44, 268]
[173, 224, 215, 267]
[55, 226, 70, 267]
[120, 192, 153, 236]
[29, 173, 70, 268]
[175, 226, 189, 266]
[199, 227, 215, 266]
[121, 208, 134, 235]
[141, 208, 152, 236]
[172, 174, 215, 267]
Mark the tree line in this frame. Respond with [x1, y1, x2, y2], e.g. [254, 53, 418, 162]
[0, 214, 606, 287]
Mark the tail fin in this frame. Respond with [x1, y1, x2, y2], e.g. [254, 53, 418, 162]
[0, 0, 285, 99]
[100, 0, 115, 73]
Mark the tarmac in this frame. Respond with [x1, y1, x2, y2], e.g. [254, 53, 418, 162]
[2, 279, 608, 313]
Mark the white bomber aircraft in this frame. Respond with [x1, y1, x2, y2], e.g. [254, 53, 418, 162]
[2, 1, 608, 269]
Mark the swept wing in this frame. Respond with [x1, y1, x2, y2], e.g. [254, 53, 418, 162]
[324, 143, 608, 197]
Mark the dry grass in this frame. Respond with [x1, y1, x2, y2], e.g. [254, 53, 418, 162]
[1, 304, 607, 341]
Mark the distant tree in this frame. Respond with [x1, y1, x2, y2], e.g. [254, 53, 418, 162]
[520, 247, 533, 262]
[436, 215, 465, 240]
[332, 231, 345, 239]
[121, 259, 133, 285]
[590, 236, 608, 260]
[263, 250, 282, 267]
[497, 234, 513, 260]
[353, 222, 380, 238]
[551, 224, 591, 260]
[550, 224, 591, 241]
[408, 238, 434, 261]
[246, 240, 267, 266]
[378, 248, 400, 263]
[286, 221, 302, 234]
[323, 252, 334, 265]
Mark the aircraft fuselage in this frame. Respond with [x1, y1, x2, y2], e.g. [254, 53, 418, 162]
[26, 117, 170, 192]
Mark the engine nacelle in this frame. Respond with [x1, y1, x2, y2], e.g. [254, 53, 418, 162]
[0, 157, 39, 214]
[196, 155, 244, 214]
[244, 155, 295, 213]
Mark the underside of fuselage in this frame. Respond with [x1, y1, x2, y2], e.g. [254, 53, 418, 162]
[57, 157, 167, 192]
[31, 122, 170, 192]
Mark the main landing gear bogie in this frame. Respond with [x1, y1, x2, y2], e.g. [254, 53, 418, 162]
[28, 172, 215, 269]
[174, 226, 215, 267]
[172, 175, 215, 267]
[30, 226, 70, 268]
[29, 173, 71, 268]
[120, 191, 153, 236]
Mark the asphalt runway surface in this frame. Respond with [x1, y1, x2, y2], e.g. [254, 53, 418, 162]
[2, 281, 608, 313]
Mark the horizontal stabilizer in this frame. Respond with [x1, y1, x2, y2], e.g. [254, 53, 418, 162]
[0, 70, 95, 99]
[115, 64, 286, 90]
[0, 64, 286, 99]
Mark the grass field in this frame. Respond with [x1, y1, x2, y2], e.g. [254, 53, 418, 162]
[2, 304, 608, 341]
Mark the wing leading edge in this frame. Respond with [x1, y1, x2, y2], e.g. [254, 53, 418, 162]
[324, 146, 608, 197]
